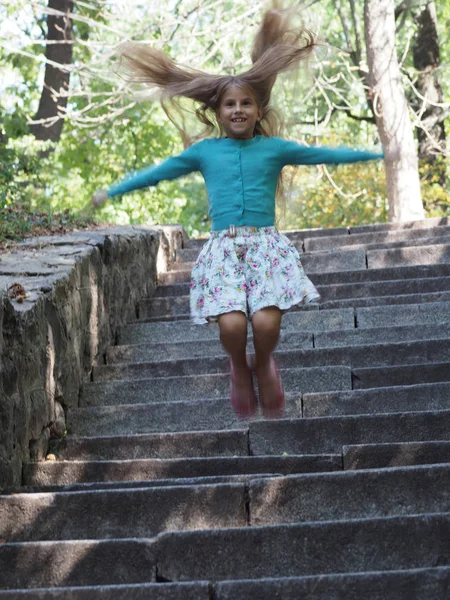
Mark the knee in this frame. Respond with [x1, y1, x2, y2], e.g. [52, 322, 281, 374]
[218, 311, 247, 338]
[252, 308, 281, 339]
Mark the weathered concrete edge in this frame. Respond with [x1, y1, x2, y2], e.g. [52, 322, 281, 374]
[155, 224, 189, 274]
[0, 225, 186, 489]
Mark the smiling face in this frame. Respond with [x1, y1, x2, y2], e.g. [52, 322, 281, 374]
[217, 84, 263, 140]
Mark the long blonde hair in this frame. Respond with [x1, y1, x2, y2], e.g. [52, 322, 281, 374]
[117, 2, 318, 210]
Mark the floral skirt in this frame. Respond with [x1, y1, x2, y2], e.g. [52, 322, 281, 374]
[190, 226, 320, 325]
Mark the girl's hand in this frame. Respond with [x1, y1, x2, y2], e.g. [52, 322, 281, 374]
[92, 189, 108, 207]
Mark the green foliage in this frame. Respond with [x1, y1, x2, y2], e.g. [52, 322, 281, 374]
[0, 135, 52, 207]
[0, 135, 98, 247]
[420, 157, 450, 216]
[0, 204, 95, 247]
[281, 161, 388, 231]
[43, 104, 210, 235]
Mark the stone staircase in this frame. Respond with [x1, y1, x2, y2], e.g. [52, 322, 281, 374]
[2, 217, 450, 598]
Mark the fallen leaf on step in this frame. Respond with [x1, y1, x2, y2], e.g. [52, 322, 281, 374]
[7, 282, 27, 303]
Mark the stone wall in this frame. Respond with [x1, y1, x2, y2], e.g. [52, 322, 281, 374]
[0, 225, 185, 489]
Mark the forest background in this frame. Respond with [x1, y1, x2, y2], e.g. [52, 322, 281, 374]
[0, 0, 448, 241]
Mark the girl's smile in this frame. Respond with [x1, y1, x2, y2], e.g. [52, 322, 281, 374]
[217, 85, 262, 140]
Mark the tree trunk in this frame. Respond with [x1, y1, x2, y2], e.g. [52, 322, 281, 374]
[412, 2, 446, 183]
[364, 0, 424, 222]
[30, 0, 74, 143]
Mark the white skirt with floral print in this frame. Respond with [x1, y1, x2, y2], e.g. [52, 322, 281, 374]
[190, 226, 320, 325]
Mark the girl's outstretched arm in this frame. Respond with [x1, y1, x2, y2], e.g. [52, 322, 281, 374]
[277, 138, 384, 167]
[92, 142, 202, 207]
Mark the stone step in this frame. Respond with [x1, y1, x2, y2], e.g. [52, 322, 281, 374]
[154, 282, 192, 297]
[344, 440, 450, 470]
[311, 262, 450, 285]
[158, 270, 191, 284]
[303, 382, 450, 418]
[155, 263, 450, 295]
[304, 337, 450, 372]
[215, 568, 450, 600]
[22, 455, 341, 487]
[0, 539, 158, 590]
[96, 339, 450, 381]
[167, 262, 195, 272]
[355, 300, 450, 329]
[324, 235, 450, 254]
[315, 322, 450, 348]
[68, 398, 258, 437]
[142, 295, 191, 318]
[0, 482, 248, 542]
[347, 216, 450, 234]
[304, 227, 450, 252]
[4, 464, 450, 543]
[0, 583, 211, 599]
[249, 410, 450, 455]
[170, 243, 450, 275]
[140, 314, 191, 323]
[118, 308, 355, 345]
[3, 571, 450, 600]
[6, 574, 445, 600]
[367, 243, 450, 269]
[107, 329, 313, 364]
[352, 361, 450, 389]
[56, 429, 250, 461]
[81, 366, 352, 406]
[9, 474, 278, 496]
[175, 247, 204, 262]
[249, 464, 450, 526]
[321, 290, 450, 310]
[154, 513, 450, 581]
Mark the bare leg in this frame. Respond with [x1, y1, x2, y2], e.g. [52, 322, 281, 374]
[218, 311, 256, 416]
[218, 310, 248, 369]
[251, 307, 284, 415]
[251, 307, 282, 369]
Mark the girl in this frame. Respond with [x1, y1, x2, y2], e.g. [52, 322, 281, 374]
[93, 4, 383, 419]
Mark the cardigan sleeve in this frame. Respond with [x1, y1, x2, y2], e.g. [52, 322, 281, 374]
[107, 142, 202, 198]
[277, 138, 384, 167]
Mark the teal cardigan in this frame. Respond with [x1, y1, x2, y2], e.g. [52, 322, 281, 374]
[108, 135, 383, 231]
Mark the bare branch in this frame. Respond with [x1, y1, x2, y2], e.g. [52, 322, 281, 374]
[322, 164, 366, 199]
[31, 1, 129, 37]
[333, 0, 354, 57]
